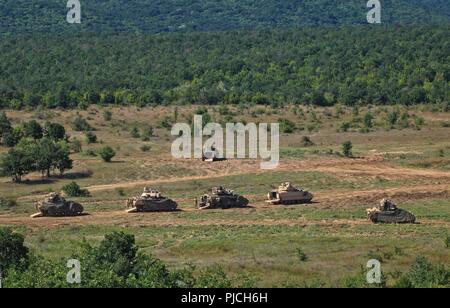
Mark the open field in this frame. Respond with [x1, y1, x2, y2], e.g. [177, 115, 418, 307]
[1, 105, 449, 286]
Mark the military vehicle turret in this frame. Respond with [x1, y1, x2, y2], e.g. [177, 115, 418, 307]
[202, 145, 225, 162]
[266, 182, 313, 205]
[31, 193, 84, 218]
[126, 187, 178, 213]
[197, 187, 249, 210]
[366, 199, 416, 224]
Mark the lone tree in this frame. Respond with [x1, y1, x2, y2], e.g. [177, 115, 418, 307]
[342, 141, 353, 158]
[99, 146, 116, 162]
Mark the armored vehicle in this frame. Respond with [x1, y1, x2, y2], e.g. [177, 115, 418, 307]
[367, 199, 416, 224]
[202, 145, 225, 162]
[267, 182, 313, 205]
[197, 187, 249, 210]
[126, 187, 178, 213]
[31, 193, 84, 218]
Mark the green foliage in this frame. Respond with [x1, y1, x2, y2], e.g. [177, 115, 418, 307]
[0, 228, 29, 273]
[0, 111, 12, 143]
[44, 122, 66, 141]
[0, 197, 17, 209]
[364, 112, 374, 129]
[22, 120, 43, 140]
[72, 116, 92, 132]
[98, 146, 116, 162]
[296, 248, 308, 262]
[62, 182, 91, 198]
[0, 27, 448, 108]
[103, 110, 113, 121]
[445, 236, 450, 249]
[70, 138, 82, 153]
[0, 148, 34, 182]
[130, 126, 140, 138]
[395, 256, 450, 288]
[279, 118, 296, 134]
[342, 141, 353, 158]
[140, 144, 151, 152]
[85, 131, 98, 144]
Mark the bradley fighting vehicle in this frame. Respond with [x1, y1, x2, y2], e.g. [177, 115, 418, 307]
[126, 187, 178, 213]
[367, 199, 416, 224]
[197, 187, 249, 210]
[267, 182, 313, 205]
[31, 193, 84, 218]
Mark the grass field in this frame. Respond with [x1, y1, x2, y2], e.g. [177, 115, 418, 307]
[1, 104, 449, 287]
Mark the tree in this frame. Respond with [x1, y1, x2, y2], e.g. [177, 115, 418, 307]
[364, 112, 374, 129]
[62, 182, 90, 197]
[54, 141, 73, 175]
[44, 123, 66, 141]
[22, 120, 43, 140]
[0, 149, 34, 182]
[0, 228, 29, 273]
[85, 131, 97, 144]
[34, 138, 59, 177]
[342, 141, 353, 158]
[0, 112, 12, 143]
[98, 146, 116, 162]
[72, 116, 92, 132]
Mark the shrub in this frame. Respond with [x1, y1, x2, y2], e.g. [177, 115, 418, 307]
[279, 118, 296, 134]
[130, 126, 140, 138]
[0, 228, 29, 273]
[140, 145, 151, 152]
[445, 236, 450, 249]
[103, 110, 112, 121]
[296, 248, 308, 262]
[396, 256, 450, 288]
[70, 139, 82, 153]
[0, 197, 18, 209]
[72, 116, 92, 132]
[342, 141, 353, 158]
[62, 182, 91, 197]
[85, 131, 97, 144]
[98, 146, 116, 162]
[300, 136, 314, 147]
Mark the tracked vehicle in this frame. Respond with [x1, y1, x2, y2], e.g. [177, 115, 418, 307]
[197, 187, 249, 210]
[126, 188, 178, 213]
[267, 182, 313, 205]
[367, 199, 416, 224]
[31, 193, 84, 218]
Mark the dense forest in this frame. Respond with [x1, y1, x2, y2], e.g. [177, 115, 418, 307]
[1, 0, 450, 34]
[0, 26, 448, 108]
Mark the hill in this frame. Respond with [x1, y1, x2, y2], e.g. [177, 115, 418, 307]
[1, 0, 450, 34]
[0, 26, 448, 108]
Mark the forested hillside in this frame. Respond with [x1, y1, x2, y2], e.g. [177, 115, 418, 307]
[1, 0, 449, 34]
[0, 26, 448, 108]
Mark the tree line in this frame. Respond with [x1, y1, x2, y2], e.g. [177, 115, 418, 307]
[0, 26, 448, 109]
[1, 0, 449, 35]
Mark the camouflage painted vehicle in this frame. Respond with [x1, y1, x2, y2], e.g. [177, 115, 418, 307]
[126, 187, 178, 213]
[31, 193, 84, 218]
[367, 199, 416, 224]
[267, 182, 313, 205]
[197, 187, 249, 210]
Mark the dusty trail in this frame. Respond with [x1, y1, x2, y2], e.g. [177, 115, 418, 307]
[79, 157, 450, 192]
[3, 157, 449, 230]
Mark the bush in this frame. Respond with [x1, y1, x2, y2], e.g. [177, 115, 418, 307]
[0, 228, 29, 273]
[85, 131, 97, 144]
[300, 136, 314, 147]
[98, 146, 116, 162]
[0, 197, 18, 209]
[445, 236, 450, 249]
[342, 141, 353, 158]
[296, 248, 308, 262]
[70, 139, 82, 153]
[140, 144, 151, 152]
[62, 182, 91, 197]
[72, 116, 92, 132]
[103, 110, 112, 121]
[396, 256, 450, 288]
[279, 118, 296, 134]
